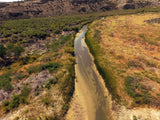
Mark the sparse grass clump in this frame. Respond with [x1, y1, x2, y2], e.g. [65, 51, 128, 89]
[0, 73, 12, 91]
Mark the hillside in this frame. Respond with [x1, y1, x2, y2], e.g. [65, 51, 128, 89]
[0, 14, 104, 119]
[86, 12, 160, 109]
[0, 0, 160, 20]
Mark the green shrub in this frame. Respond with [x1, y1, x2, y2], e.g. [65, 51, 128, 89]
[6, 43, 24, 59]
[3, 30, 12, 37]
[133, 115, 137, 120]
[42, 98, 51, 106]
[20, 55, 37, 64]
[20, 85, 31, 98]
[45, 82, 51, 89]
[62, 104, 69, 111]
[2, 100, 10, 106]
[0, 73, 12, 91]
[27, 62, 60, 74]
[65, 47, 74, 56]
[17, 85, 31, 104]
[4, 106, 10, 113]
[16, 74, 28, 80]
[125, 76, 136, 97]
[20, 96, 28, 104]
[125, 75, 153, 105]
[45, 77, 58, 89]
[41, 62, 60, 73]
[26, 29, 47, 38]
[34, 91, 39, 96]
[49, 77, 57, 85]
[27, 65, 41, 74]
[60, 34, 72, 44]
[0, 45, 6, 58]
[61, 64, 75, 103]
[9, 85, 31, 109]
[10, 95, 20, 109]
[13, 46, 25, 58]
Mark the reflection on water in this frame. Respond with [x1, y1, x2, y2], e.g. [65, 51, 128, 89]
[74, 26, 108, 120]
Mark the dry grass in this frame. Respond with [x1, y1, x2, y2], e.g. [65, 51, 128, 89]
[87, 12, 160, 108]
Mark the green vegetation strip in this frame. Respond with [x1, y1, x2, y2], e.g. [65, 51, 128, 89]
[1, 6, 160, 41]
[85, 27, 119, 100]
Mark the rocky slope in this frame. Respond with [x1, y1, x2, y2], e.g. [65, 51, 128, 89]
[0, 0, 160, 20]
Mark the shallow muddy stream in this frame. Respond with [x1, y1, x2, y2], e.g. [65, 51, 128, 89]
[74, 26, 109, 120]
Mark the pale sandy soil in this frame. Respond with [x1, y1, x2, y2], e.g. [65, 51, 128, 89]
[65, 81, 87, 120]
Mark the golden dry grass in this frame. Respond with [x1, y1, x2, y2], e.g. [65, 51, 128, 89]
[88, 13, 160, 108]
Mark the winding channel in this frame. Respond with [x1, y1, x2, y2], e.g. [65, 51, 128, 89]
[74, 26, 109, 120]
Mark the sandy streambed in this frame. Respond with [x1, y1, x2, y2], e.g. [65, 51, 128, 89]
[66, 26, 160, 120]
[66, 26, 112, 120]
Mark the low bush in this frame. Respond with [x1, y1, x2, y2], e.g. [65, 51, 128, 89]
[0, 45, 6, 58]
[60, 34, 72, 44]
[133, 115, 137, 120]
[0, 73, 12, 91]
[27, 62, 60, 74]
[2, 100, 10, 107]
[6, 43, 24, 59]
[10, 95, 20, 109]
[42, 95, 52, 106]
[65, 47, 74, 56]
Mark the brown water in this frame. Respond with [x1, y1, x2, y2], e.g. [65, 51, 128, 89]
[74, 26, 108, 120]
